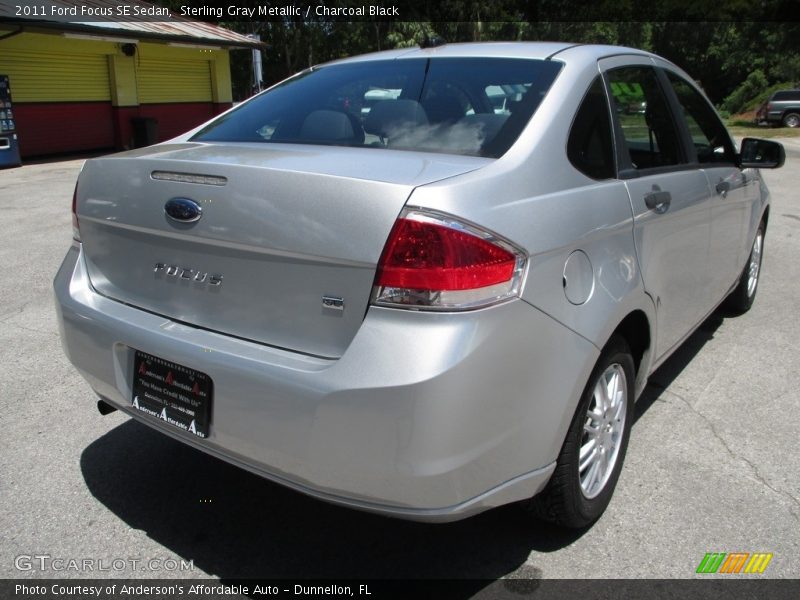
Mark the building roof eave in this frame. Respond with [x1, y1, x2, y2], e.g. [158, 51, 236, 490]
[0, 19, 266, 49]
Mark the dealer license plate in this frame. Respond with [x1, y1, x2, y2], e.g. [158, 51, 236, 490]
[131, 350, 212, 438]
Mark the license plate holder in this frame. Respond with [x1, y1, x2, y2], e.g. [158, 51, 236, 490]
[131, 350, 212, 438]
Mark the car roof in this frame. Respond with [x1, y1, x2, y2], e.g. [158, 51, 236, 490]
[325, 42, 657, 66]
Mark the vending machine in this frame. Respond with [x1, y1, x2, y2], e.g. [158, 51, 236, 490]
[0, 75, 22, 168]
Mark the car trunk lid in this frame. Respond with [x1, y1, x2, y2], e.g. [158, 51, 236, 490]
[76, 142, 489, 357]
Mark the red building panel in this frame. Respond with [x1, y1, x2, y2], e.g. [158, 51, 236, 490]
[113, 103, 231, 148]
[13, 102, 114, 158]
[13, 101, 234, 157]
[138, 103, 218, 142]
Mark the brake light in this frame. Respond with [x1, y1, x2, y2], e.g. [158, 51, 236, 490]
[372, 209, 527, 310]
[71, 182, 80, 242]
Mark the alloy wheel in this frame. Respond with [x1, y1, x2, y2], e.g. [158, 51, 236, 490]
[579, 363, 628, 499]
[747, 231, 763, 298]
[784, 114, 800, 128]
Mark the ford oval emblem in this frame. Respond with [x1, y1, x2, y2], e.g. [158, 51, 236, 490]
[164, 198, 203, 223]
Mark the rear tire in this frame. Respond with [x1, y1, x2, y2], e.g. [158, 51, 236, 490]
[783, 112, 800, 128]
[528, 335, 634, 528]
[724, 224, 764, 314]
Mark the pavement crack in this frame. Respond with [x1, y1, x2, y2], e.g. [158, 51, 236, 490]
[662, 388, 800, 520]
[0, 301, 32, 322]
[3, 322, 59, 338]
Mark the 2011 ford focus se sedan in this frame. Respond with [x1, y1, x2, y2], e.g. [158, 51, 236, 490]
[54, 42, 785, 528]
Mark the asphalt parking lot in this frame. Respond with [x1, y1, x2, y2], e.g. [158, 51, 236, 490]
[1, 142, 799, 585]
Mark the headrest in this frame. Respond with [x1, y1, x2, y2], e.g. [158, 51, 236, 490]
[300, 110, 360, 142]
[421, 95, 464, 124]
[364, 100, 428, 138]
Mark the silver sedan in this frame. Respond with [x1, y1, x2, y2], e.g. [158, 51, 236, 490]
[55, 42, 784, 527]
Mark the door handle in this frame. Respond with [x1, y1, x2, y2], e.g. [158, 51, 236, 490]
[644, 190, 671, 214]
[716, 180, 730, 197]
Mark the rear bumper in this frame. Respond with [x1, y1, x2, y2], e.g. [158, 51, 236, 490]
[55, 243, 598, 521]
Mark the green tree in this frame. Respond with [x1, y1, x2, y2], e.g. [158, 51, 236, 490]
[149, 1, 800, 105]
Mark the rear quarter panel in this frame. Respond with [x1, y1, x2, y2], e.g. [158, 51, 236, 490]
[409, 55, 656, 438]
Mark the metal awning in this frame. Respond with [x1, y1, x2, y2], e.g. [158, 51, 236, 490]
[0, 0, 265, 49]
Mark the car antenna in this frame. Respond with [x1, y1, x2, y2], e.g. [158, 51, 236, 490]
[420, 34, 447, 49]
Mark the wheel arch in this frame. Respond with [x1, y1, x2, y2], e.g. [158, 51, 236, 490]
[605, 309, 653, 399]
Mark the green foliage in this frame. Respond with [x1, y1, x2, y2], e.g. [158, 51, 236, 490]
[720, 69, 769, 114]
[770, 55, 800, 86]
[385, 22, 438, 48]
[154, 8, 797, 106]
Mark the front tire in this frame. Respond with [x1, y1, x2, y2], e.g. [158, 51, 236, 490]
[724, 224, 764, 314]
[529, 335, 634, 528]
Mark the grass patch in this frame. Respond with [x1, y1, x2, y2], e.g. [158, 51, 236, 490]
[726, 122, 800, 139]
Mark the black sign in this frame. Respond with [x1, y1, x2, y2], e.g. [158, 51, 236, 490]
[132, 350, 213, 438]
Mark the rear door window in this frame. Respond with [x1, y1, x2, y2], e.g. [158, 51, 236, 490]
[606, 66, 684, 170]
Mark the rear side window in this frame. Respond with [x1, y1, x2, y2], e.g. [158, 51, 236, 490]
[772, 90, 800, 102]
[607, 66, 683, 170]
[568, 76, 615, 179]
[192, 58, 563, 158]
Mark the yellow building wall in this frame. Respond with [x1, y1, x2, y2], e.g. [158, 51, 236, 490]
[0, 31, 114, 102]
[108, 53, 137, 107]
[210, 51, 233, 104]
[0, 28, 234, 106]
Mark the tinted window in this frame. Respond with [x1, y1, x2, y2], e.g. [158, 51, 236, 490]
[485, 84, 530, 115]
[607, 66, 683, 170]
[193, 58, 563, 158]
[568, 76, 615, 179]
[772, 90, 800, 101]
[666, 72, 735, 164]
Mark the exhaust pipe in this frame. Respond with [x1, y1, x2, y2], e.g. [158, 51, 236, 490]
[97, 398, 117, 415]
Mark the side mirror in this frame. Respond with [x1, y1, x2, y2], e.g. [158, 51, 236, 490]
[739, 137, 785, 169]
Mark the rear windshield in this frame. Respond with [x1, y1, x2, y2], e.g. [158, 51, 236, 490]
[192, 58, 563, 158]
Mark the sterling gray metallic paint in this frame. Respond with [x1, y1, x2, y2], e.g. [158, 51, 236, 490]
[56, 243, 594, 518]
[55, 42, 770, 521]
[77, 145, 489, 358]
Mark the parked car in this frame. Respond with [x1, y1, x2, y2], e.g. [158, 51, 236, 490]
[626, 100, 647, 114]
[55, 43, 784, 528]
[756, 88, 800, 127]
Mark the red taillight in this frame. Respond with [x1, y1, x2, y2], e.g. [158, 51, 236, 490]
[71, 182, 81, 241]
[377, 218, 516, 290]
[372, 210, 526, 310]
